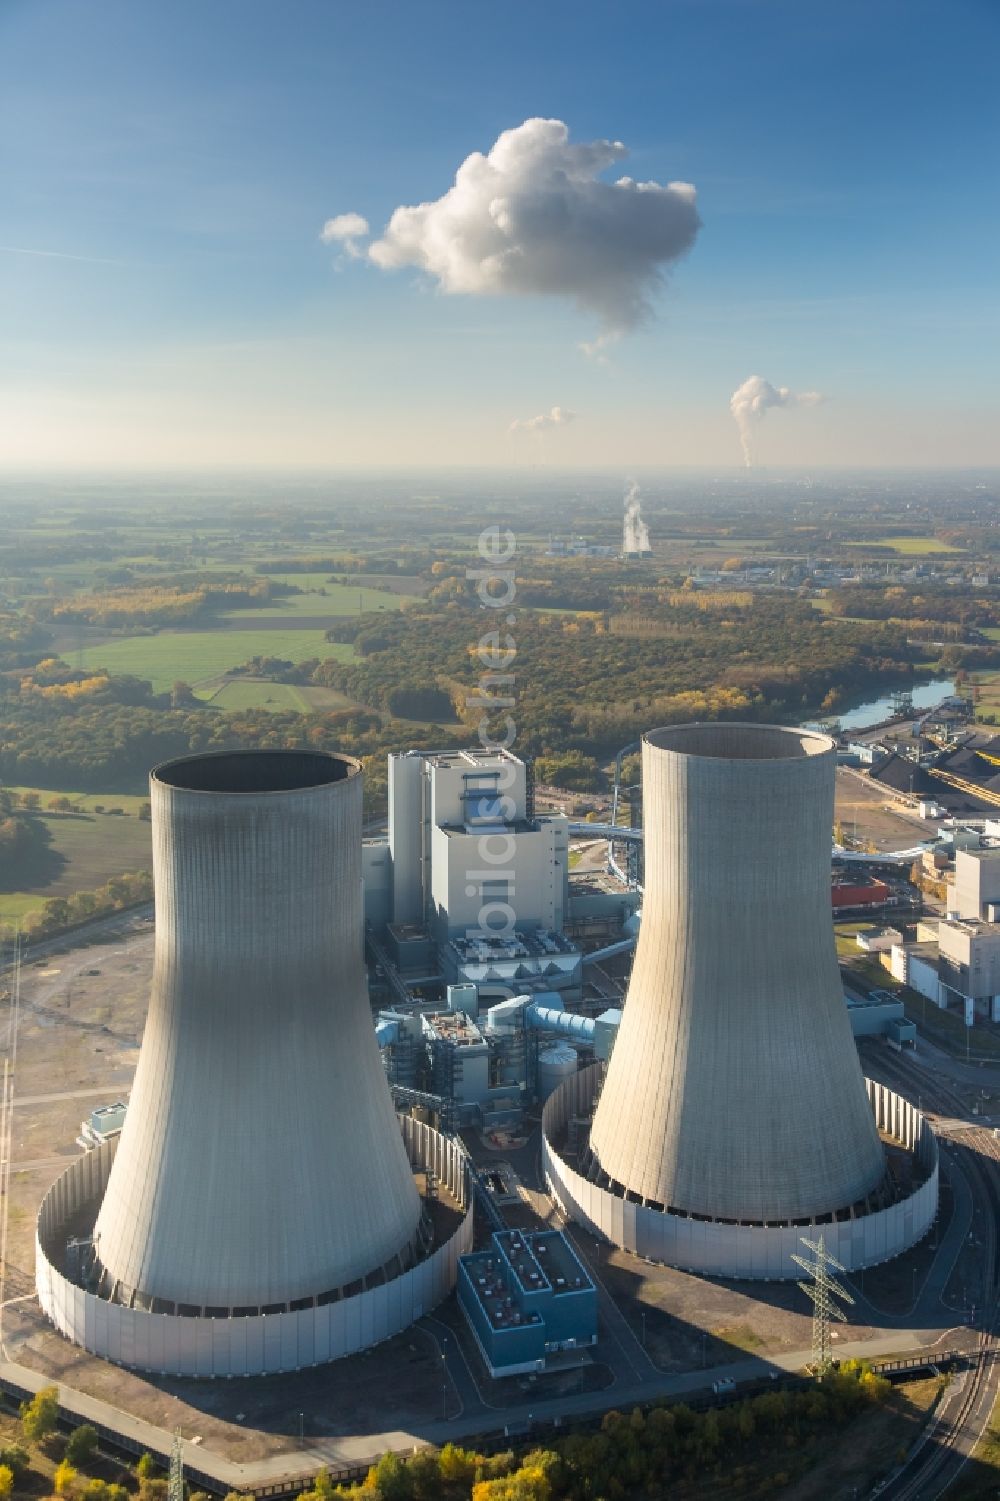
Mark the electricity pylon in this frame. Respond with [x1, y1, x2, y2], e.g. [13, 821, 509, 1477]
[168, 1429, 184, 1501]
[791, 1232, 855, 1373]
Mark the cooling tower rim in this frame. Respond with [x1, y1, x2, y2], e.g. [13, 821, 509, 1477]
[151, 747, 362, 796]
[643, 721, 835, 763]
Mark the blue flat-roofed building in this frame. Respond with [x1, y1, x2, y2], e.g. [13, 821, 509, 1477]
[457, 1228, 597, 1377]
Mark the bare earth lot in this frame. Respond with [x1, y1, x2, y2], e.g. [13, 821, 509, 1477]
[834, 768, 930, 851]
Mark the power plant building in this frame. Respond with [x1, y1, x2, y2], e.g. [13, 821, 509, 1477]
[544, 723, 938, 1278]
[457, 1229, 597, 1377]
[387, 748, 570, 937]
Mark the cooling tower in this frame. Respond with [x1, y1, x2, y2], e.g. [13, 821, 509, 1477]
[588, 723, 886, 1225]
[91, 749, 422, 1314]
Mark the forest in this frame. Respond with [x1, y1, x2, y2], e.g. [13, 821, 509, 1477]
[0, 583, 928, 811]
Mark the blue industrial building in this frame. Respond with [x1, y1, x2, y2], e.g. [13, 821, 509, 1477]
[457, 1229, 597, 1377]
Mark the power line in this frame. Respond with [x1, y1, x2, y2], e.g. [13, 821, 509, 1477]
[791, 1232, 855, 1373]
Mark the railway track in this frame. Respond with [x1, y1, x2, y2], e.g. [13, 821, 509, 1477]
[864, 1046, 1000, 1498]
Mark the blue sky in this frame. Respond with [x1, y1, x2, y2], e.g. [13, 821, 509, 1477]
[2, 0, 997, 468]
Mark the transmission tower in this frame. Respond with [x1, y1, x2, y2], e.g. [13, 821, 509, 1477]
[791, 1233, 855, 1373]
[167, 1429, 184, 1501]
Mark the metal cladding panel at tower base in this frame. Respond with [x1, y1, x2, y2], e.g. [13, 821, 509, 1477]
[589, 723, 886, 1225]
[92, 750, 421, 1312]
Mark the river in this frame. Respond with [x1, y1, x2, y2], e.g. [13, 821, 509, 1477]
[831, 677, 957, 732]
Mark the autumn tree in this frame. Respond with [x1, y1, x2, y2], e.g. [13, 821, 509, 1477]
[20, 1384, 59, 1443]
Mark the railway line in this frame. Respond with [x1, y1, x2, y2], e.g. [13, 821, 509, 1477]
[865, 1045, 1000, 1498]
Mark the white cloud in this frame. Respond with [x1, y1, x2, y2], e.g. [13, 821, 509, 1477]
[510, 404, 576, 434]
[363, 118, 700, 334]
[730, 374, 824, 466]
[320, 213, 370, 256]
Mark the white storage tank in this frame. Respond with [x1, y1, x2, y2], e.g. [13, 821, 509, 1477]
[537, 1043, 578, 1102]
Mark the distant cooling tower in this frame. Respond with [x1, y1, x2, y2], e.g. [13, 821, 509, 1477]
[590, 724, 885, 1222]
[91, 750, 422, 1315]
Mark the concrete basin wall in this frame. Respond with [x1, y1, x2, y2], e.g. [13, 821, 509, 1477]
[544, 1064, 938, 1280]
[36, 1117, 472, 1378]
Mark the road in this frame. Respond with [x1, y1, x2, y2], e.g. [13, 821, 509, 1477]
[0, 1329, 966, 1496]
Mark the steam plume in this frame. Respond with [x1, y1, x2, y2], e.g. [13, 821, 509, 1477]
[510, 405, 576, 434]
[730, 375, 824, 467]
[623, 480, 650, 555]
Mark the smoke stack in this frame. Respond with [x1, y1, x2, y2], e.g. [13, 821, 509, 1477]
[91, 749, 421, 1314]
[588, 723, 885, 1224]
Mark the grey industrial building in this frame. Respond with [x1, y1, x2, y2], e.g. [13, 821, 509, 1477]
[388, 747, 569, 939]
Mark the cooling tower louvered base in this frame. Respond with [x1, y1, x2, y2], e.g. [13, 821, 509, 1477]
[36, 1118, 473, 1377]
[543, 1065, 938, 1279]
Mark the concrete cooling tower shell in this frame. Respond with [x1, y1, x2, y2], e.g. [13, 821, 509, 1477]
[90, 750, 421, 1314]
[588, 723, 887, 1225]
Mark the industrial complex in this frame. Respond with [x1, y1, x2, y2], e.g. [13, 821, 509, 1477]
[33, 726, 942, 1384]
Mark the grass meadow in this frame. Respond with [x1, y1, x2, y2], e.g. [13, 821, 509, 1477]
[76, 630, 355, 693]
[223, 578, 409, 618]
[198, 679, 360, 713]
[0, 810, 152, 927]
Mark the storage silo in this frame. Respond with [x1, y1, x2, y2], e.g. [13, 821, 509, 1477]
[536, 1043, 578, 1103]
[90, 749, 422, 1318]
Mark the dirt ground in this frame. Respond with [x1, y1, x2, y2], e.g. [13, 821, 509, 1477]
[587, 1247, 850, 1371]
[834, 769, 930, 851]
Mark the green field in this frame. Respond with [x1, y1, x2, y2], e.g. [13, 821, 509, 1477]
[973, 667, 1000, 720]
[6, 785, 150, 815]
[845, 536, 965, 555]
[0, 810, 152, 927]
[834, 920, 884, 959]
[203, 680, 312, 712]
[76, 630, 355, 693]
[0, 891, 45, 925]
[199, 679, 360, 713]
[223, 579, 409, 619]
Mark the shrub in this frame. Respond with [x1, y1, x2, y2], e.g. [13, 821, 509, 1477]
[67, 1426, 99, 1465]
[0, 1446, 29, 1478]
[54, 1458, 77, 1494]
